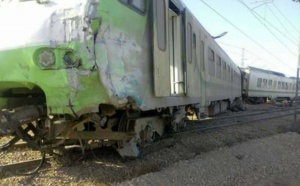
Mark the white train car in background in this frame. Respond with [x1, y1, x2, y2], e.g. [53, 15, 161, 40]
[241, 66, 297, 103]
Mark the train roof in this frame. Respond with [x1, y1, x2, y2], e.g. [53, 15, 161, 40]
[248, 66, 286, 77]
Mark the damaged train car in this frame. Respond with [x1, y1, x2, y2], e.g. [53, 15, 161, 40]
[0, 0, 241, 158]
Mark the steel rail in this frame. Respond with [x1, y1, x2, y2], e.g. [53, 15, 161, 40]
[0, 156, 50, 175]
[181, 110, 295, 135]
[192, 106, 299, 123]
[180, 113, 294, 135]
[1, 106, 296, 174]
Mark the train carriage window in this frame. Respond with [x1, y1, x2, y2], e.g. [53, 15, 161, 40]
[131, 0, 146, 12]
[119, 0, 147, 14]
[257, 78, 262, 88]
[234, 71, 237, 83]
[282, 82, 285, 90]
[222, 61, 226, 80]
[208, 47, 215, 61]
[216, 55, 221, 78]
[222, 61, 226, 70]
[187, 24, 192, 63]
[200, 41, 205, 71]
[227, 65, 231, 82]
[263, 79, 267, 88]
[278, 81, 281, 89]
[155, 0, 166, 51]
[237, 72, 240, 83]
[208, 47, 215, 76]
[289, 83, 292, 90]
[193, 33, 196, 49]
[268, 80, 272, 88]
[273, 80, 277, 89]
[293, 83, 296, 90]
[285, 82, 288, 90]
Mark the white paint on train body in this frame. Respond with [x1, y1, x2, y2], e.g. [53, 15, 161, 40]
[0, 0, 89, 51]
[242, 67, 297, 100]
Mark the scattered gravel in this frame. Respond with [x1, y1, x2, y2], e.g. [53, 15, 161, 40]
[0, 104, 298, 185]
[0, 137, 40, 165]
[117, 132, 300, 186]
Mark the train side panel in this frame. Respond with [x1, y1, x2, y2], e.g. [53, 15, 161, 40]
[0, 0, 244, 158]
[95, 0, 242, 112]
[203, 31, 241, 107]
[244, 67, 297, 101]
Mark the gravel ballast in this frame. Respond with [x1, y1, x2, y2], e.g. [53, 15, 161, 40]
[0, 104, 299, 185]
[117, 132, 300, 186]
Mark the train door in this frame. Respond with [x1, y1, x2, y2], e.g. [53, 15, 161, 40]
[200, 33, 206, 106]
[153, 0, 170, 96]
[184, 8, 200, 97]
[169, 1, 184, 95]
[153, 0, 184, 96]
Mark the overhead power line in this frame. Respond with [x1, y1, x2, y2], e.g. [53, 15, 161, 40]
[265, 4, 298, 42]
[250, 5, 298, 46]
[237, 0, 297, 56]
[198, 0, 295, 71]
[218, 42, 242, 49]
[271, 2, 299, 34]
[218, 42, 278, 67]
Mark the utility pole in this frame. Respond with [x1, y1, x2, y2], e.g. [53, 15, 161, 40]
[241, 48, 245, 67]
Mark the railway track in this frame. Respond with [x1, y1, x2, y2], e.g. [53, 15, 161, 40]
[183, 106, 298, 134]
[0, 152, 49, 175]
[196, 106, 297, 121]
[0, 158, 50, 175]
[0, 106, 297, 175]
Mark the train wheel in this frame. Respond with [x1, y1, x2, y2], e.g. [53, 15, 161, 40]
[116, 111, 140, 158]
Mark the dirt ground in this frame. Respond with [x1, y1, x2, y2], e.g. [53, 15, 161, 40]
[0, 103, 299, 185]
[117, 132, 300, 186]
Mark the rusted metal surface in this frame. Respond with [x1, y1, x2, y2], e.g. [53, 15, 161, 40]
[62, 131, 134, 141]
[0, 158, 50, 174]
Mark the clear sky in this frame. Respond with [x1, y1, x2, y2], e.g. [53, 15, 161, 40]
[183, 0, 300, 77]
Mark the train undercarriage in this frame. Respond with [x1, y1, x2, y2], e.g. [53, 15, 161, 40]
[0, 104, 192, 158]
[0, 84, 240, 159]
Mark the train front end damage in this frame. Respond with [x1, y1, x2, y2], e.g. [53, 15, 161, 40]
[0, 0, 107, 113]
[0, 0, 163, 158]
[0, 1, 114, 153]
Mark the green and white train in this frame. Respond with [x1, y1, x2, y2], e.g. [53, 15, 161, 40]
[0, 0, 241, 157]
